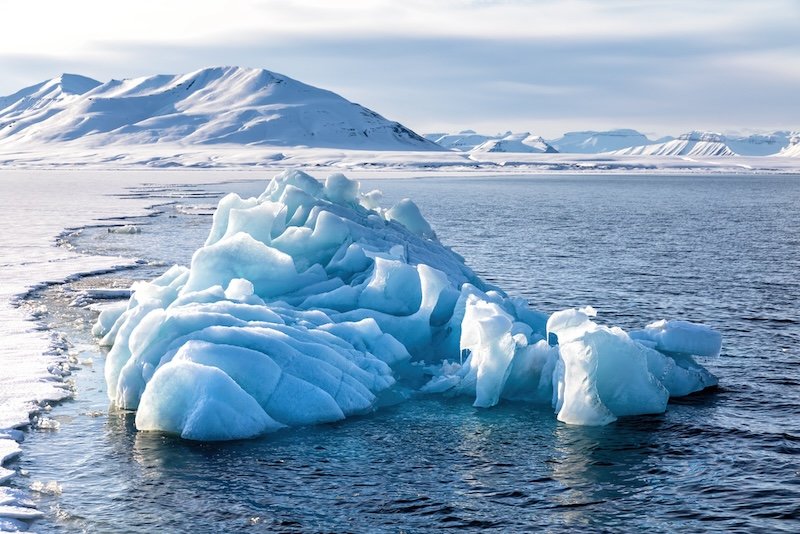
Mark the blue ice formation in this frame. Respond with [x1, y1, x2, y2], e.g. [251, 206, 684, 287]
[95, 171, 721, 440]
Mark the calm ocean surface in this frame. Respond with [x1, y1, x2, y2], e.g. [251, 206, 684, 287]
[18, 174, 800, 532]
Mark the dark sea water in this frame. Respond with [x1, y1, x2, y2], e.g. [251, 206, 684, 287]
[17, 174, 800, 532]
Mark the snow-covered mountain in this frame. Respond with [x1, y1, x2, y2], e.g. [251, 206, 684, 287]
[0, 66, 441, 150]
[431, 130, 496, 151]
[547, 129, 655, 153]
[0, 74, 101, 138]
[725, 132, 794, 156]
[429, 130, 556, 153]
[612, 131, 736, 157]
[779, 134, 800, 157]
[471, 132, 557, 153]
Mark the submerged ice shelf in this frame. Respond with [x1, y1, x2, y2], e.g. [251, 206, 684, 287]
[96, 171, 721, 440]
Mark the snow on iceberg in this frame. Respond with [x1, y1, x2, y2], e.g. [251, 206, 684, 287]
[96, 170, 721, 440]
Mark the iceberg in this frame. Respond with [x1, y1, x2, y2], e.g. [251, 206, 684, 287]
[96, 170, 720, 440]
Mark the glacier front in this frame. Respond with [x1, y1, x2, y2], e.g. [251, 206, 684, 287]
[95, 171, 721, 440]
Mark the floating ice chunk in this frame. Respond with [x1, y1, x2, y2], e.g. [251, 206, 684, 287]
[0, 438, 21, 465]
[460, 295, 517, 407]
[0, 505, 44, 520]
[108, 224, 140, 234]
[631, 319, 722, 357]
[0, 486, 43, 522]
[0, 487, 31, 508]
[29, 480, 62, 496]
[0, 467, 14, 485]
[136, 360, 281, 441]
[92, 301, 128, 338]
[548, 308, 670, 426]
[644, 347, 718, 397]
[0, 517, 28, 532]
[421, 286, 556, 406]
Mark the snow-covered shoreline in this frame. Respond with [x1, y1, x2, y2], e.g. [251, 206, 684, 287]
[0, 170, 279, 529]
[2, 146, 800, 174]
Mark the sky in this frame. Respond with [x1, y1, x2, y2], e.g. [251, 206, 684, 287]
[1, 0, 798, 138]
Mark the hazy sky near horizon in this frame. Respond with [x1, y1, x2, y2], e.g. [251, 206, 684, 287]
[1, 0, 798, 138]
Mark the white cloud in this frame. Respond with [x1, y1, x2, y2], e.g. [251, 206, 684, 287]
[1, 0, 798, 136]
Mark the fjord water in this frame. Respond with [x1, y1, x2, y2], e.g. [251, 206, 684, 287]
[21, 174, 800, 532]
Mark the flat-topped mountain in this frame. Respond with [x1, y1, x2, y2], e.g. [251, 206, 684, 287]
[611, 131, 736, 157]
[547, 129, 656, 154]
[0, 66, 442, 151]
[725, 131, 795, 156]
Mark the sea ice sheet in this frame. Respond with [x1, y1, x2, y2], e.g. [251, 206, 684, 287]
[98, 170, 721, 439]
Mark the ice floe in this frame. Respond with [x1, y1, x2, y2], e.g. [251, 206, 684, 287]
[97, 170, 721, 440]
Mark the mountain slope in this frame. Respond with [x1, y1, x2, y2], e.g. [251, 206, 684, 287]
[611, 131, 736, 157]
[0, 74, 101, 140]
[0, 67, 441, 151]
[471, 132, 557, 153]
[548, 129, 654, 153]
[432, 130, 496, 151]
[726, 132, 793, 156]
[779, 134, 800, 157]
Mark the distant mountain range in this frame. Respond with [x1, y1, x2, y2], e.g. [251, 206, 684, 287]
[547, 129, 657, 154]
[781, 134, 800, 157]
[428, 128, 799, 157]
[472, 132, 557, 153]
[611, 132, 735, 157]
[0, 67, 441, 151]
[1, 68, 796, 158]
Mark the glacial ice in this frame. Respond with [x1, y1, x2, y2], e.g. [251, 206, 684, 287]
[97, 170, 721, 440]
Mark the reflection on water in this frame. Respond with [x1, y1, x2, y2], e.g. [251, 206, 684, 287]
[14, 174, 800, 532]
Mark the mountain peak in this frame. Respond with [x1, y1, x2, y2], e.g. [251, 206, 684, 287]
[52, 73, 102, 95]
[0, 66, 440, 151]
[548, 129, 652, 153]
[471, 131, 557, 153]
[678, 131, 725, 143]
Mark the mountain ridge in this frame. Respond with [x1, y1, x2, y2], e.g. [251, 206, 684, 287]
[471, 132, 557, 153]
[0, 66, 441, 151]
[610, 131, 736, 157]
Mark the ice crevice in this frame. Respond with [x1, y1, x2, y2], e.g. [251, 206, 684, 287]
[95, 170, 722, 440]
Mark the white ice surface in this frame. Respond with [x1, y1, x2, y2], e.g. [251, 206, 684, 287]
[0, 171, 239, 431]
